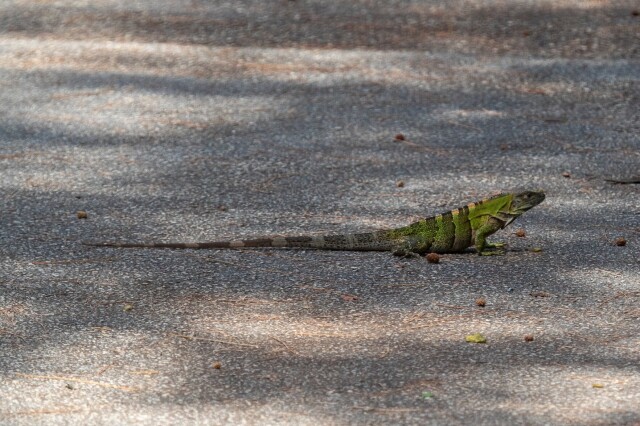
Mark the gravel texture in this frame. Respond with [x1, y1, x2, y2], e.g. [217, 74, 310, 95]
[0, 1, 639, 425]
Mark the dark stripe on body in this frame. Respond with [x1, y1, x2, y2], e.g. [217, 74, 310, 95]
[432, 212, 456, 252]
[451, 205, 473, 251]
[423, 218, 437, 250]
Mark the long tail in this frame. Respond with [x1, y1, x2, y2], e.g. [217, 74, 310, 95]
[83, 231, 394, 251]
[82, 238, 291, 249]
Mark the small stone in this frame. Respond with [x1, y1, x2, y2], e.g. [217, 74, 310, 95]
[531, 247, 543, 252]
[562, 171, 571, 178]
[426, 253, 440, 264]
[396, 180, 405, 188]
[475, 297, 486, 307]
[515, 229, 526, 237]
[615, 237, 626, 246]
[77, 210, 88, 219]
[123, 303, 134, 312]
[524, 334, 534, 342]
[212, 362, 222, 369]
[394, 133, 406, 141]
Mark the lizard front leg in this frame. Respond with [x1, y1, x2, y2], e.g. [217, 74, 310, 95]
[474, 219, 506, 256]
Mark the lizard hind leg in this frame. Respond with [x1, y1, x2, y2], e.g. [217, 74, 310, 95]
[392, 247, 420, 258]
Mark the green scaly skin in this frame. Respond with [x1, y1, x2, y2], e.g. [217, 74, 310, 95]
[85, 190, 545, 256]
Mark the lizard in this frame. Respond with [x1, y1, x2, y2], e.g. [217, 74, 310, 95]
[84, 190, 545, 256]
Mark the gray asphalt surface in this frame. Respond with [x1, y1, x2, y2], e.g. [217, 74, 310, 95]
[1, 1, 639, 425]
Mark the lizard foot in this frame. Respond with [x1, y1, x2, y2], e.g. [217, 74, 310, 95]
[392, 248, 420, 258]
[485, 242, 506, 249]
[478, 249, 506, 256]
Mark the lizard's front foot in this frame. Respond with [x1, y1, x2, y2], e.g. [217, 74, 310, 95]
[476, 242, 507, 255]
[478, 249, 506, 256]
[485, 242, 506, 249]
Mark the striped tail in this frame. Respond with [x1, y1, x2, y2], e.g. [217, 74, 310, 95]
[83, 239, 289, 249]
[83, 231, 394, 251]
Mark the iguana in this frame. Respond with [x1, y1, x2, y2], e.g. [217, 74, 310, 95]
[84, 190, 545, 256]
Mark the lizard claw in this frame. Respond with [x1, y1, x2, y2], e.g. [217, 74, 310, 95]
[485, 242, 506, 249]
[478, 249, 506, 256]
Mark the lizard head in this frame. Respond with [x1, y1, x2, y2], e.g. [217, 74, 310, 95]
[510, 190, 545, 214]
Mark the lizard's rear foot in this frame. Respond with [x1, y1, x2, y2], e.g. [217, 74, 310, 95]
[478, 249, 506, 256]
[392, 248, 420, 258]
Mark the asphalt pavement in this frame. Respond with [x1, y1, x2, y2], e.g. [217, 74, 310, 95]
[0, 1, 639, 425]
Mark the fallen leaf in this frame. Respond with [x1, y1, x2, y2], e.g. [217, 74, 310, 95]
[524, 87, 547, 95]
[465, 333, 487, 344]
[341, 294, 358, 302]
[530, 291, 549, 298]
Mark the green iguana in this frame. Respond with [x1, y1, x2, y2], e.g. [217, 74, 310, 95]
[85, 190, 545, 256]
